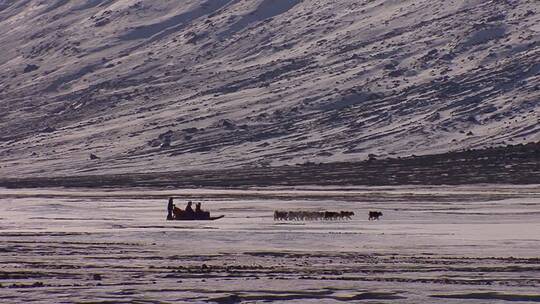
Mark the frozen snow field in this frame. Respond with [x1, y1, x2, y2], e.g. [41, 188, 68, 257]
[1, 185, 539, 303]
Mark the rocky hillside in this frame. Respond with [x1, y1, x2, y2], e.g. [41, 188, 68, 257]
[0, 0, 538, 177]
[1, 142, 539, 188]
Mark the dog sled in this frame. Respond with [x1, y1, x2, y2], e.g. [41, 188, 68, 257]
[167, 202, 224, 221]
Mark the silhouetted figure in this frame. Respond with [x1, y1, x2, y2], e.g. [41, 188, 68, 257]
[185, 201, 194, 216]
[167, 197, 175, 220]
[194, 202, 211, 219]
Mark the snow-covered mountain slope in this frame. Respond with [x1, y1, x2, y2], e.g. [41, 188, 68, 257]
[0, 0, 538, 177]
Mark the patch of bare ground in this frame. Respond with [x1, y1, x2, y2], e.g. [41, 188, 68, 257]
[1, 143, 539, 188]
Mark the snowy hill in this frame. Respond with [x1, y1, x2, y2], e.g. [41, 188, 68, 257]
[0, 0, 538, 177]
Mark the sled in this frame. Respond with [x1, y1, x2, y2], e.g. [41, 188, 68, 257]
[169, 215, 225, 221]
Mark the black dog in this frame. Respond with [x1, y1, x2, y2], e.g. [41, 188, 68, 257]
[369, 211, 383, 220]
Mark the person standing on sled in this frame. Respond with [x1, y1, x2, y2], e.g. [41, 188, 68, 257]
[167, 197, 175, 220]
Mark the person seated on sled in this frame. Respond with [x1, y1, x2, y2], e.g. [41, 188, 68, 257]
[167, 197, 175, 220]
[195, 202, 211, 219]
[185, 201, 195, 216]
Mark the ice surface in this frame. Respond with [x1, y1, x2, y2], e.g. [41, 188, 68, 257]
[0, 185, 539, 303]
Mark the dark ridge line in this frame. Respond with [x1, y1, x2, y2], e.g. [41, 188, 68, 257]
[0, 142, 538, 189]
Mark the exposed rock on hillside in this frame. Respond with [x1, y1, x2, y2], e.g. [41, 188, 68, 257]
[0, 0, 538, 177]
